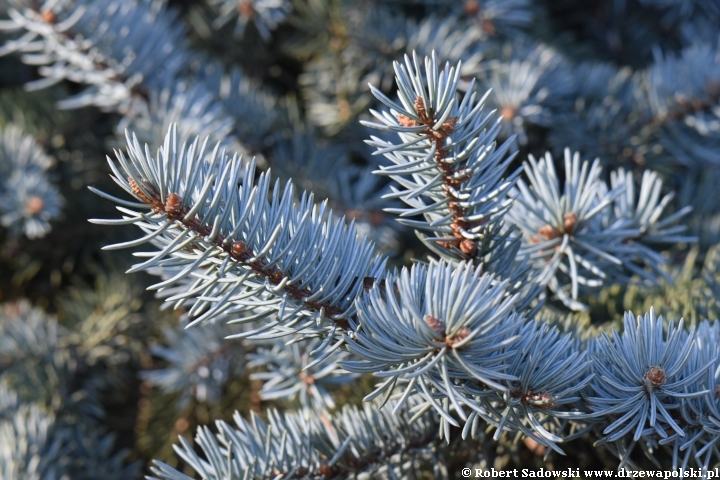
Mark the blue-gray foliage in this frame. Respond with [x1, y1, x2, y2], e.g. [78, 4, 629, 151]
[85, 47, 720, 474]
[588, 309, 716, 470]
[207, 0, 292, 40]
[0, 301, 139, 480]
[141, 318, 244, 407]
[90, 126, 387, 348]
[249, 336, 358, 410]
[507, 149, 692, 310]
[0, 124, 62, 238]
[4, 0, 720, 475]
[148, 399, 439, 480]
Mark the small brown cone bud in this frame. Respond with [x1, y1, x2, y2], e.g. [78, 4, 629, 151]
[299, 370, 315, 385]
[269, 269, 283, 284]
[464, 0, 479, 15]
[460, 238, 476, 255]
[165, 193, 183, 219]
[25, 196, 44, 215]
[128, 177, 159, 207]
[500, 106, 517, 121]
[41, 10, 56, 23]
[415, 96, 428, 122]
[563, 212, 578, 232]
[480, 17, 496, 35]
[230, 241, 246, 258]
[367, 211, 385, 226]
[645, 366, 666, 389]
[447, 327, 471, 348]
[238, 0, 254, 18]
[527, 391, 556, 409]
[175, 417, 189, 433]
[318, 462, 333, 476]
[338, 99, 351, 121]
[538, 224, 559, 240]
[397, 114, 420, 127]
[425, 315, 445, 334]
[436, 117, 457, 138]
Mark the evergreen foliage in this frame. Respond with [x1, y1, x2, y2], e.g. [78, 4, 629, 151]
[0, 124, 62, 238]
[2, 0, 720, 477]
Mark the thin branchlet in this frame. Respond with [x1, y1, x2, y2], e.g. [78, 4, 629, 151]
[401, 96, 478, 255]
[125, 178, 353, 329]
[363, 51, 520, 263]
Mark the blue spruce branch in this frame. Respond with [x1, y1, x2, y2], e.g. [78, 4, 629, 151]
[148, 399, 440, 480]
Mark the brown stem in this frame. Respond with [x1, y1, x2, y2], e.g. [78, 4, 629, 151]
[130, 183, 353, 330]
[291, 427, 437, 479]
[397, 96, 481, 256]
[29, 5, 151, 107]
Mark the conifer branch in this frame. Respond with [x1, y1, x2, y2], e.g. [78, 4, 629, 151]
[148, 399, 440, 480]
[90, 125, 387, 348]
[363, 51, 520, 263]
[507, 149, 693, 310]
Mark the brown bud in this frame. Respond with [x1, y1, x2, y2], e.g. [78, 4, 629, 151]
[447, 327, 471, 347]
[537, 224, 559, 240]
[645, 366, 666, 389]
[230, 241, 246, 258]
[238, 0, 254, 18]
[41, 10, 56, 23]
[165, 193, 183, 219]
[129, 177, 147, 201]
[345, 209, 360, 220]
[367, 211, 385, 226]
[464, 0, 479, 15]
[128, 177, 159, 207]
[268, 269, 283, 284]
[526, 391, 556, 409]
[318, 462, 333, 476]
[25, 196, 44, 215]
[436, 116, 457, 138]
[175, 417, 189, 433]
[397, 114, 420, 127]
[414, 96, 429, 122]
[563, 212, 578, 232]
[338, 99, 351, 121]
[299, 370, 315, 385]
[500, 106, 516, 121]
[460, 238, 476, 255]
[480, 17, 496, 36]
[425, 315, 445, 334]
